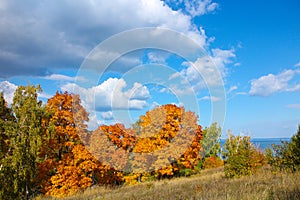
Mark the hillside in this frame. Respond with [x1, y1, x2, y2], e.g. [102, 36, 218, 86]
[39, 166, 300, 200]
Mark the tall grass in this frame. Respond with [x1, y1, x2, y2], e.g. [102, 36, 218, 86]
[37, 166, 300, 200]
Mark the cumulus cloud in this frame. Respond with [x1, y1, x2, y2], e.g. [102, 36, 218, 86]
[0, 81, 17, 105]
[249, 69, 300, 96]
[147, 51, 170, 64]
[100, 111, 114, 120]
[0, 0, 216, 78]
[184, 0, 218, 17]
[61, 78, 150, 112]
[0, 80, 53, 104]
[38, 92, 53, 100]
[164, 0, 218, 17]
[179, 48, 236, 91]
[43, 74, 86, 82]
[199, 95, 221, 102]
[151, 101, 160, 108]
[87, 114, 105, 130]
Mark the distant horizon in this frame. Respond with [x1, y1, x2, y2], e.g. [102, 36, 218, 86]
[220, 137, 291, 140]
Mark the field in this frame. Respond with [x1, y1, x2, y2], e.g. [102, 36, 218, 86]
[38, 166, 300, 200]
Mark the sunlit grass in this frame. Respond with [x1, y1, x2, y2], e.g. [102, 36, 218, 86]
[37, 166, 300, 200]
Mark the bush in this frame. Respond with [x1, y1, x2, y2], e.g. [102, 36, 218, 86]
[179, 168, 195, 177]
[266, 124, 300, 172]
[222, 133, 266, 178]
[203, 156, 224, 169]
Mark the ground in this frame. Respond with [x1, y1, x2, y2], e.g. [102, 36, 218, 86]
[37, 166, 300, 200]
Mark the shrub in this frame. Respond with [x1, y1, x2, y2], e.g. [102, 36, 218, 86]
[203, 156, 224, 169]
[179, 168, 195, 177]
[266, 124, 300, 172]
[222, 133, 266, 178]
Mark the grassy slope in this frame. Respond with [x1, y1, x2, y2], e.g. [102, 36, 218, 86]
[39, 167, 300, 200]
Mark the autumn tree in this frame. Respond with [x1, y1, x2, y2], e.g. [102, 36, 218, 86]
[38, 92, 86, 196]
[38, 92, 120, 197]
[176, 123, 203, 176]
[87, 104, 203, 184]
[128, 105, 184, 179]
[89, 124, 133, 183]
[0, 85, 45, 199]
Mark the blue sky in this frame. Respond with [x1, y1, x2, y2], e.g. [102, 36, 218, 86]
[0, 0, 299, 138]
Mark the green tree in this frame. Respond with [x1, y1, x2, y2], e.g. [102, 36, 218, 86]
[290, 124, 300, 167]
[222, 133, 265, 178]
[0, 85, 45, 199]
[198, 122, 223, 169]
[0, 92, 14, 160]
[0, 92, 16, 199]
[201, 122, 222, 158]
[266, 124, 300, 172]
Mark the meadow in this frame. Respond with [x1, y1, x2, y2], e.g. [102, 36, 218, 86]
[38, 166, 300, 200]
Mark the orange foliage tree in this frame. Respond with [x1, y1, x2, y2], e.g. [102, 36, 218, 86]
[88, 124, 135, 179]
[135, 105, 203, 180]
[37, 94, 205, 194]
[87, 104, 203, 184]
[37, 92, 119, 197]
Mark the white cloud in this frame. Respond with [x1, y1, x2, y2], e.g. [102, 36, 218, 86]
[0, 81, 17, 105]
[100, 111, 114, 120]
[184, 0, 218, 17]
[294, 62, 300, 67]
[128, 82, 150, 100]
[228, 85, 238, 93]
[38, 92, 52, 100]
[87, 114, 105, 130]
[199, 95, 221, 102]
[151, 101, 160, 108]
[211, 48, 236, 72]
[0, 81, 55, 105]
[286, 103, 300, 110]
[168, 72, 181, 80]
[41, 74, 86, 82]
[159, 88, 168, 93]
[179, 48, 235, 91]
[288, 85, 300, 92]
[147, 51, 169, 64]
[164, 0, 218, 17]
[43, 74, 85, 82]
[249, 69, 299, 96]
[169, 84, 194, 95]
[0, 0, 216, 77]
[61, 78, 150, 112]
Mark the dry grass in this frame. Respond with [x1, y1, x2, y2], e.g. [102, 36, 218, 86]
[37, 166, 300, 200]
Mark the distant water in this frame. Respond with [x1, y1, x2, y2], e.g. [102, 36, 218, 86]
[220, 138, 291, 151]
